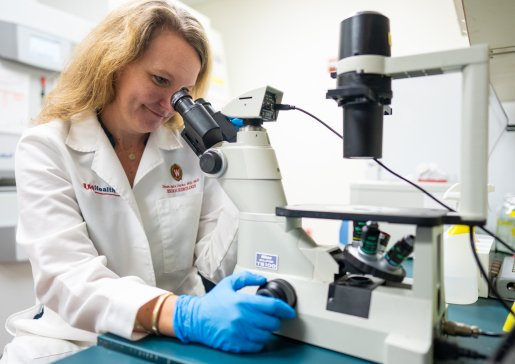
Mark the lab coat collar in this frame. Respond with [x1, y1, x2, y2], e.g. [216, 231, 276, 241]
[65, 110, 184, 152]
[133, 132, 163, 187]
[132, 125, 184, 190]
[65, 111, 100, 152]
[156, 123, 184, 151]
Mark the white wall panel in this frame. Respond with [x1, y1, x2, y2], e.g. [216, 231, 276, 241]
[194, 0, 470, 244]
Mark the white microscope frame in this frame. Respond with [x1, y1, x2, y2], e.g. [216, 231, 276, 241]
[208, 44, 489, 364]
[337, 44, 489, 221]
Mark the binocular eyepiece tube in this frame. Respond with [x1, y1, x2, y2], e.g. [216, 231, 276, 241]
[170, 88, 223, 158]
[170, 89, 239, 176]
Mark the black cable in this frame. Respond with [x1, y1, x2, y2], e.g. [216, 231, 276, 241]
[479, 226, 515, 255]
[481, 331, 508, 338]
[373, 158, 456, 213]
[374, 159, 515, 255]
[434, 338, 488, 360]
[274, 104, 343, 139]
[470, 229, 515, 317]
[295, 107, 343, 139]
[374, 161, 515, 255]
[442, 320, 507, 338]
[277, 102, 515, 308]
[276, 104, 457, 213]
[488, 325, 515, 364]
[373, 158, 515, 255]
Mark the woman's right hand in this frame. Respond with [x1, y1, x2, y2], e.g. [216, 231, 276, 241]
[173, 271, 296, 353]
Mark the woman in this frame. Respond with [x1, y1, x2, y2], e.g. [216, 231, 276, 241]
[0, 1, 294, 363]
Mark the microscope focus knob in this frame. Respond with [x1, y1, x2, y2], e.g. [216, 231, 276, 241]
[256, 279, 297, 308]
[200, 151, 223, 174]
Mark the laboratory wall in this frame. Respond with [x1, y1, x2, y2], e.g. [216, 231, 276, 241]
[37, 0, 109, 24]
[0, 0, 96, 352]
[37, 0, 210, 26]
[382, 77, 514, 233]
[193, 0, 470, 244]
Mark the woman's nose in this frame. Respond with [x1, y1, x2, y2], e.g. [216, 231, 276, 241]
[160, 93, 177, 114]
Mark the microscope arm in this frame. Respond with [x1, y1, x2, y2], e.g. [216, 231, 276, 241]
[204, 128, 340, 283]
[170, 87, 340, 283]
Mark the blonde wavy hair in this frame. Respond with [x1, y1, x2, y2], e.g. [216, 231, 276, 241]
[35, 0, 212, 129]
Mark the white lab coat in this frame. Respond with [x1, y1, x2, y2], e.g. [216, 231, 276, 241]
[1, 111, 239, 363]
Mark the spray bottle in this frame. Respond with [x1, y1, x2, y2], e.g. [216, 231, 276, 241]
[442, 183, 495, 304]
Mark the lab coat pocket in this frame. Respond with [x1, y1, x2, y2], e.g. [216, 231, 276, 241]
[157, 193, 203, 273]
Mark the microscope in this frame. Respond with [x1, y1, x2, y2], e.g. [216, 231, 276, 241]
[171, 11, 489, 364]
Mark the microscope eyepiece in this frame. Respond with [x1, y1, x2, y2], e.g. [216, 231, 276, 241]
[170, 89, 223, 156]
[194, 98, 217, 115]
[171, 88, 194, 114]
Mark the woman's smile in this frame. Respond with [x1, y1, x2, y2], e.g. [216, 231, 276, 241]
[145, 105, 166, 119]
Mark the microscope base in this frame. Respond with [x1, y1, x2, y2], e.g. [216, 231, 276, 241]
[236, 266, 444, 364]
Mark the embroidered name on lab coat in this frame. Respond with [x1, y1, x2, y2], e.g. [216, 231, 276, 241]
[83, 183, 120, 197]
[162, 178, 199, 194]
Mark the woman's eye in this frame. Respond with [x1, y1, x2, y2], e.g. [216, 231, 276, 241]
[154, 75, 166, 84]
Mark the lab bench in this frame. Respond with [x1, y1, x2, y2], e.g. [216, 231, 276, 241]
[54, 299, 509, 364]
[55, 260, 510, 364]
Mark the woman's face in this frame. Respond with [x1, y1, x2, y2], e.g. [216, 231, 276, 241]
[112, 29, 202, 134]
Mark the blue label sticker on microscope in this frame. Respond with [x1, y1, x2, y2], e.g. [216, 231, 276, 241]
[255, 253, 278, 270]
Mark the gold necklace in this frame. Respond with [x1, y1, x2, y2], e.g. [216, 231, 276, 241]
[97, 115, 148, 160]
[117, 145, 143, 161]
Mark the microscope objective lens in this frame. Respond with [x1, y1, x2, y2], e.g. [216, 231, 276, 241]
[353, 221, 366, 246]
[378, 232, 391, 253]
[360, 221, 380, 255]
[384, 235, 415, 266]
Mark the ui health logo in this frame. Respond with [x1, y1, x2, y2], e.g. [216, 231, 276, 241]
[83, 183, 120, 197]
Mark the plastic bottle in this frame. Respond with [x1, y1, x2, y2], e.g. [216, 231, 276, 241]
[442, 183, 494, 305]
[443, 225, 478, 304]
[495, 194, 515, 253]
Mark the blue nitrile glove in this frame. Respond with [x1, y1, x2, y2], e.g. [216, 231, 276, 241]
[173, 271, 296, 353]
[226, 116, 244, 130]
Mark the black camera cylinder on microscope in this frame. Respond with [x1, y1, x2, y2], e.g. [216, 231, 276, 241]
[343, 103, 384, 158]
[337, 12, 391, 159]
[339, 11, 390, 60]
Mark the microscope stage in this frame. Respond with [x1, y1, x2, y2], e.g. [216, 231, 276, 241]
[276, 204, 485, 226]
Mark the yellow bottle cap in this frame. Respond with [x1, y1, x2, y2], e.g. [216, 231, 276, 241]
[448, 225, 475, 236]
